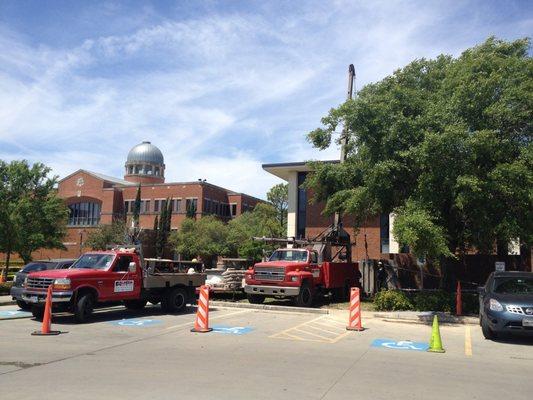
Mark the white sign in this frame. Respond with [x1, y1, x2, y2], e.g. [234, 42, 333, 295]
[495, 262, 505, 272]
[114, 280, 134, 292]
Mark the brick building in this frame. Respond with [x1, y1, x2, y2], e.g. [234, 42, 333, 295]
[262, 161, 397, 263]
[37, 141, 262, 259]
[263, 160, 532, 289]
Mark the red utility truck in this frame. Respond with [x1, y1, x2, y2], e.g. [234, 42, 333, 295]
[21, 246, 205, 323]
[244, 231, 360, 307]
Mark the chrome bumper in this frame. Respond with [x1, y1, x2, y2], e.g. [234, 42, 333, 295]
[244, 284, 300, 296]
[22, 290, 73, 304]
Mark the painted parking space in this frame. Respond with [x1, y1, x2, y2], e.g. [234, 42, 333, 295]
[371, 338, 429, 351]
[0, 309, 32, 320]
[269, 315, 350, 344]
[107, 318, 163, 327]
[211, 325, 254, 335]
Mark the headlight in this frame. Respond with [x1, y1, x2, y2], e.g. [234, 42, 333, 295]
[489, 298, 503, 312]
[290, 276, 299, 282]
[53, 278, 71, 291]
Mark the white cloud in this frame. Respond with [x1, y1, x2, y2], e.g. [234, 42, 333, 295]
[0, 1, 530, 199]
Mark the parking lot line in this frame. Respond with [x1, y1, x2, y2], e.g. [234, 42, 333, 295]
[165, 309, 251, 330]
[270, 315, 350, 344]
[465, 326, 473, 357]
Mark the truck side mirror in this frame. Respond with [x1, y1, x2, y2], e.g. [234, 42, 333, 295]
[129, 262, 137, 273]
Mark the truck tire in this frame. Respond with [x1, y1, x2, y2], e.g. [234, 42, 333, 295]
[162, 287, 188, 313]
[247, 294, 265, 304]
[294, 282, 313, 307]
[31, 305, 44, 320]
[124, 299, 147, 310]
[74, 292, 95, 323]
[17, 300, 32, 311]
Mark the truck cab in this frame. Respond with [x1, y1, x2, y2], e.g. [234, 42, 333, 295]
[22, 246, 206, 322]
[244, 247, 359, 307]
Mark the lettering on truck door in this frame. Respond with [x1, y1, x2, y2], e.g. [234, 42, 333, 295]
[110, 255, 141, 300]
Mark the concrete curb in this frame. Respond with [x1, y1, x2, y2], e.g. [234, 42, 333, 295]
[373, 311, 478, 325]
[0, 300, 16, 307]
[210, 301, 329, 315]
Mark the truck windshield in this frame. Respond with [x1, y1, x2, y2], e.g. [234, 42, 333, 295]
[71, 254, 115, 270]
[269, 250, 308, 262]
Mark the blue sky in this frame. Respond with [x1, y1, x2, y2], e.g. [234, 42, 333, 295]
[0, 1, 531, 198]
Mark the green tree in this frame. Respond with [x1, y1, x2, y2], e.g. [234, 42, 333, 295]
[306, 37, 532, 265]
[0, 160, 68, 279]
[169, 215, 229, 267]
[186, 199, 197, 219]
[85, 220, 127, 250]
[155, 198, 173, 257]
[227, 203, 284, 261]
[267, 183, 288, 228]
[132, 184, 141, 228]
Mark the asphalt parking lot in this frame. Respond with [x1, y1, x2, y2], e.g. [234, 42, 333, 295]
[1, 304, 532, 400]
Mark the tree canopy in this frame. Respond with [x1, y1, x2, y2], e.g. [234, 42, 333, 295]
[267, 183, 288, 229]
[0, 160, 68, 278]
[227, 203, 285, 261]
[307, 37, 532, 259]
[85, 220, 128, 250]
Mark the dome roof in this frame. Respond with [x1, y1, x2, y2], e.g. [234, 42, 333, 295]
[126, 141, 164, 165]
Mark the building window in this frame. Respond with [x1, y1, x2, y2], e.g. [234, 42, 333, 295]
[380, 213, 390, 253]
[154, 199, 167, 213]
[68, 202, 101, 226]
[203, 198, 211, 213]
[140, 200, 150, 214]
[231, 203, 237, 217]
[172, 199, 181, 213]
[186, 198, 197, 215]
[297, 172, 307, 239]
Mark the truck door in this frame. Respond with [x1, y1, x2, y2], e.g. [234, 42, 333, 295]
[309, 251, 321, 284]
[109, 255, 142, 300]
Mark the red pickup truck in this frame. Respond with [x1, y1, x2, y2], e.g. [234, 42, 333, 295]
[244, 247, 360, 307]
[22, 246, 205, 322]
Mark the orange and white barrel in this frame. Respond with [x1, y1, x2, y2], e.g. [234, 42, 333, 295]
[191, 285, 213, 333]
[346, 287, 364, 331]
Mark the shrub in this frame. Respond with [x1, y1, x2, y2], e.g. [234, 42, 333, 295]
[460, 293, 480, 315]
[374, 290, 412, 311]
[0, 282, 13, 296]
[412, 290, 453, 312]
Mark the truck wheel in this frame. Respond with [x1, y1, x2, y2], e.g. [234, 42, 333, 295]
[74, 293, 95, 323]
[162, 287, 188, 313]
[31, 306, 44, 320]
[295, 282, 313, 307]
[124, 299, 147, 310]
[247, 294, 265, 304]
[481, 316, 496, 340]
[17, 300, 32, 311]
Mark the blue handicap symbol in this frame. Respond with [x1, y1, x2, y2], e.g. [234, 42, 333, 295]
[211, 325, 253, 335]
[0, 310, 32, 319]
[108, 318, 162, 327]
[371, 338, 429, 352]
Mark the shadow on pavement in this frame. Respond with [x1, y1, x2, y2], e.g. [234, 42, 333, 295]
[32, 304, 197, 326]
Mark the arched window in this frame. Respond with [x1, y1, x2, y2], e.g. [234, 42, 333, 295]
[68, 202, 101, 226]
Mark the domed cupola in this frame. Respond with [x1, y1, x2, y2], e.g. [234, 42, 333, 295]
[124, 141, 165, 184]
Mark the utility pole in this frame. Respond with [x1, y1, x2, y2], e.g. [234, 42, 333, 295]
[334, 64, 356, 230]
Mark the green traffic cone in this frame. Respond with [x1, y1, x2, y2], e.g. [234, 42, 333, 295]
[427, 315, 445, 353]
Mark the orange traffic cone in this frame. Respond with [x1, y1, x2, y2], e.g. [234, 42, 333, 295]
[346, 287, 364, 331]
[456, 281, 463, 316]
[31, 285, 61, 336]
[0, 269, 5, 284]
[191, 285, 213, 333]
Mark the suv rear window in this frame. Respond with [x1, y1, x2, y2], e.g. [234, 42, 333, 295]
[22, 263, 51, 273]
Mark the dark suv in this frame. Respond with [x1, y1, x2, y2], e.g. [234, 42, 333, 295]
[478, 271, 533, 340]
[11, 259, 76, 310]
